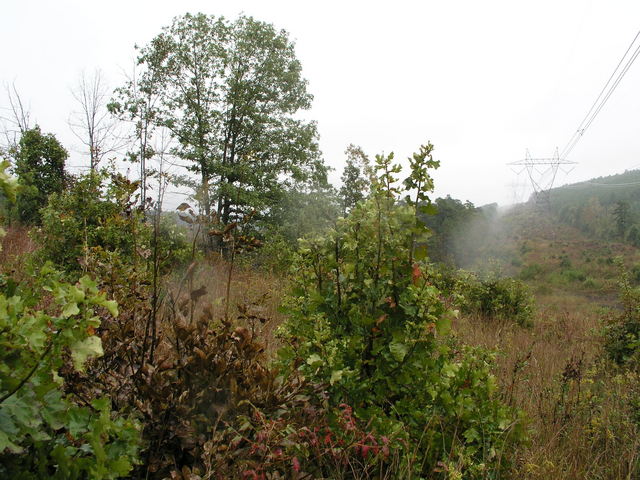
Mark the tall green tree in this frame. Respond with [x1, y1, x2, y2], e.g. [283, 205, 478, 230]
[339, 144, 370, 214]
[115, 13, 325, 225]
[11, 126, 67, 224]
[614, 200, 631, 238]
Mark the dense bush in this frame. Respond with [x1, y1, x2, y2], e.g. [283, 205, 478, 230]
[428, 264, 534, 327]
[605, 267, 640, 367]
[0, 165, 140, 478]
[11, 126, 68, 225]
[458, 274, 534, 327]
[278, 145, 524, 478]
[38, 170, 146, 273]
[38, 169, 190, 278]
[0, 161, 16, 237]
[155, 214, 192, 268]
[518, 263, 544, 281]
[0, 266, 140, 478]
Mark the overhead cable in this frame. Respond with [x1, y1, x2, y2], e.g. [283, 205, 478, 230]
[560, 28, 640, 159]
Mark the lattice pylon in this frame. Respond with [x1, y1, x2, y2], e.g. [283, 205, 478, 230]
[508, 148, 577, 207]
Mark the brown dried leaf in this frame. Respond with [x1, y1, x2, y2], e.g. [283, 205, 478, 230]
[190, 286, 207, 302]
[223, 222, 238, 234]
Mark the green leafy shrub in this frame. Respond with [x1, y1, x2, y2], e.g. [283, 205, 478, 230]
[0, 266, 140, 478]
[559, 255, 572, 268]
[583, 276, 600, 289]
[630, 263, 640, 284]
[428, 265, 534, 327]
[0, 161, 17, 243]
[278, 145, 524, 478]
[240, 229, 295, 273]
[519, 263, 544, 280]
[10, 126, 68, 225]
[0, 163, 139, 478]
[155, 213, 192, 268]
[561, 268, 587, 283]
[605, 267, 640, 367]
[39, 170, 147, 274]
[458, 274, 534, 327]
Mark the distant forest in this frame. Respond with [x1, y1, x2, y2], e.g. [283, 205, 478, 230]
[550, 169, 640, 245]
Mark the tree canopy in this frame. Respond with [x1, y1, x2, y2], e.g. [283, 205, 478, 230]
[112, 13, 325, 225]
[11, 126, 67, 224]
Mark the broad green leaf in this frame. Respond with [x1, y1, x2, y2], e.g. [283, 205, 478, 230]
[389, 340, 409, 362]
[414, 244, 428, 261]
[27, 326, 48, 350]
[0, 429, 23, 453]
[41, 389, 67, 430]
[463, 427, 480, 443]
[330, 369, 344, 385]
[68, 406, 90, 436]
[441, 362, 459, 378]
[70, 336, 104, 371]
[102, 300, 118, 317]
[435, 314, 452, 336]
[69, 286, 85, 303]
[91, 397, 110, 412]
[62, 302, 80, 318]
[78, 276, 97, 291]
[110, 456, 134, 476]
[306, 354, 322, 367]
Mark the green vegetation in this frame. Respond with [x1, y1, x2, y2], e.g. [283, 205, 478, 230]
[444, 270, 534, 327]
[605, 264, 640, 366]
[0, 164, 140, 479]
[110, 13, 325, 225]
[2, 10, 640, 480]
[10, 126, 67, 225]
[280, 147, 523, 477]
[551, 169, 640, 245]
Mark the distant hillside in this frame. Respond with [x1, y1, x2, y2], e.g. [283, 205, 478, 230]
[550, 169, 640, 209]
[546, 169, 640, 246]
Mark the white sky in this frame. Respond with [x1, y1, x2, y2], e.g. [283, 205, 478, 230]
[2, 0, 640, 207]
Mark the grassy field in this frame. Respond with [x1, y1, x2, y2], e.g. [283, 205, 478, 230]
[453, 207, 640, 479]
[2, 208, 638, 479]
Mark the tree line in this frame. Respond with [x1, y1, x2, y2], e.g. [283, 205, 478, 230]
[1, 13, 365, 245]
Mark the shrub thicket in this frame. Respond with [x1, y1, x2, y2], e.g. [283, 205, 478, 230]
[39, 169, 189, 277]
[605, 266, 640, 367]
[278, 144, 524, 478]
[458, 274, 534, 327]
[429, 264, 534, 327]
[11, 126, 67, 225]
[0, 164, 140, 479]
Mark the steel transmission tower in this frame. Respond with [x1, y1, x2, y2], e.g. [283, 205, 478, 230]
[508, 148, 577, 207]
[507, 28, 640, 208]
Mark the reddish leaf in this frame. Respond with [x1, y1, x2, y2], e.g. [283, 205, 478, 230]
[412, 263, 422, 286]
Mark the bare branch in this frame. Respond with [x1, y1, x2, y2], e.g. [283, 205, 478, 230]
[69, 69, 124, 170]
[1, 82, 31, 153]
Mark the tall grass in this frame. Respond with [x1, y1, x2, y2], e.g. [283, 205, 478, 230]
[456, 291, 639, 479]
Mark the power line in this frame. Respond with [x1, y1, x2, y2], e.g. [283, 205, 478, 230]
[581, 45, 640, 133]
[566, 180, 640, 188]
[560, 28, 640, 159]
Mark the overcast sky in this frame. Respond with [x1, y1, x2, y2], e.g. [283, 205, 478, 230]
[2, 0, 640, 207]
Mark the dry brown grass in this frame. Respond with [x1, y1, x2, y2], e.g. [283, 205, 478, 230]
[455, 289, 639, 479]
[183, 251, 639, 478]
[165, 256, 288, 354]
[0, 225, 36, 270]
